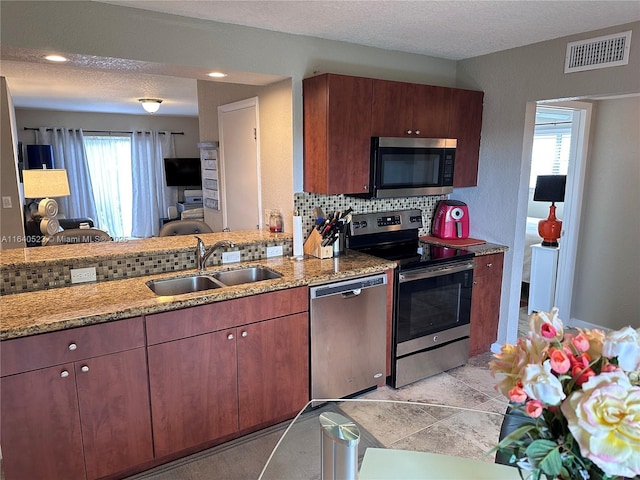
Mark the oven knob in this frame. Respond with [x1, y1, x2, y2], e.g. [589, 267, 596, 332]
[361, 221, 367, 228]
[433, 335, 439, 343]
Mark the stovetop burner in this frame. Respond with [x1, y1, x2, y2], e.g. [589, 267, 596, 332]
[347, 208, 474, 270]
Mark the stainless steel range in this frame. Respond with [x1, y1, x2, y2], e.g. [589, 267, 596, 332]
[348, 209, 475, 388]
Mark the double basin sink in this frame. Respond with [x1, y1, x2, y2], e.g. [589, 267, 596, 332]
[146, 266, 283, 296]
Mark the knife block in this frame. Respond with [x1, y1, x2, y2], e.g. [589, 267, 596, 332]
[303, 229, 334, 259]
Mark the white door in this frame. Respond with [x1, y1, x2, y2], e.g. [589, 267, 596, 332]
[218, 97, 261, 231]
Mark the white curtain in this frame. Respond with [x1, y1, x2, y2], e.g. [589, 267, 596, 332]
[130, 131, 176, 237]
[35, 128, 98, 223]
[83, 136, 132, 239]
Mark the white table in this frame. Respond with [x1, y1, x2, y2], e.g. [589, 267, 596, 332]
[359, 448, 520, 479]
[528, 243, 560, 314]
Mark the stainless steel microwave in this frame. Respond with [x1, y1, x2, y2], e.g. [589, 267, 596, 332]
[369, 137, 456, 198]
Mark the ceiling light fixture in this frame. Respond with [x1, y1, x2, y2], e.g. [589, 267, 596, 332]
[207, 72, 227, 78]
[44, 54, 68, 62]
[139, 98, 163, 114]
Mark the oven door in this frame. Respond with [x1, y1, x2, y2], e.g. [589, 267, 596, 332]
[395, 261, 474, 357]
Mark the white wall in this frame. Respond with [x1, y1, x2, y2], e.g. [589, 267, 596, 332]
[455, 22, 640, 338]
[572, 96, 640, 327]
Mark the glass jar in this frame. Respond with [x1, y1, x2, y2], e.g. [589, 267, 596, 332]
[269, 209, 283, 233]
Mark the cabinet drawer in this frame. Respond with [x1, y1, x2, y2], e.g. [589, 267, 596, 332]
[474, 253, 504, 277]
[1, 317, 144, 377]
[146, 286, 309, 345]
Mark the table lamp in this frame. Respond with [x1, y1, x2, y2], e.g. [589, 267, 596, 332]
[534, 175, 566, 247]
[22, 168, 71, 237]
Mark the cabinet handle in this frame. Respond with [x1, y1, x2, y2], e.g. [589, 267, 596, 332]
[406, 130, 412, 135]
[227, 333, 234, 340]
[415, 130, 421, 135]
[473, 281, 478, 285]
[486, 263, 493, 268]
[60, 370, 70, 378]
[241, 331, 248, 338]
[81, 365, 89, 373]
[362, 184, 368, 191]
[68, 343, 77, 351]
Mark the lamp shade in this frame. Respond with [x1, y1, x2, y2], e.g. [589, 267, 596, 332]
[533, 175, 566, 203]
[26, 145, 54, 169]
[23, 169, 70, 199]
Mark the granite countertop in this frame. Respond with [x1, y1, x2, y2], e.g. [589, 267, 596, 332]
[0, 250, 396, 340]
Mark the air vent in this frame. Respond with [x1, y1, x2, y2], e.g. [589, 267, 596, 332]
[565, 30, 632, 73]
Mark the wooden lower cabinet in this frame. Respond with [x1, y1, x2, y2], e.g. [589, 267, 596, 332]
[1, 364, 86, 480]
[146, 287, 310, 459]
[148, 329, 240, 457]
[469, 253, 504, 356]
[238, 312, 309, 430]
[0, 345, 153, 480]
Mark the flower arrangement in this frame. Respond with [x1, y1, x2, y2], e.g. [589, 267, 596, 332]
[489, 308, 640, 480]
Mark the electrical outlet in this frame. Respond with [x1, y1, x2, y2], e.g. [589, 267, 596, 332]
[70, 267, 97, 284]
[2, 196, 12, 208]
[266, 245, 283, 258]
[222, 251, 241, 264]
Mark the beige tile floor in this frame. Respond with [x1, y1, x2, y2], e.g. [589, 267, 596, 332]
[340, 350, 509, 463]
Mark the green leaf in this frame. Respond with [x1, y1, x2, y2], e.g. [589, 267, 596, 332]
[525, 439, 562, 477]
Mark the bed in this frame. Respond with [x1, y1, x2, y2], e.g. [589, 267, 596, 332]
[522, 217, 542, 283]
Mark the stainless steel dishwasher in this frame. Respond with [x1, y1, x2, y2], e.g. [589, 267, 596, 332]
[310, 273, 388, 399]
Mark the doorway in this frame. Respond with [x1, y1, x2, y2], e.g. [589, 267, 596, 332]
[521, 101, 592, 322]
[217, 97, 262, 231]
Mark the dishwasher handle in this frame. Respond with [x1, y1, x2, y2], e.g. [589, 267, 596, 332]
[310, 274, 387, 299]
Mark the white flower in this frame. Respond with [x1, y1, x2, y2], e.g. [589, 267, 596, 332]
[522, 360, 566, 405]
[561, 371, 640, 478]
[528, 308, 564, 342]
[603, 326, 640, 371]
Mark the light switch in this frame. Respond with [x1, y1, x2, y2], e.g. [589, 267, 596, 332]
[2, 196, 12, 208]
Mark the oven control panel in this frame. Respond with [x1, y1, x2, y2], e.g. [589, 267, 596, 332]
[349, 209, 423, 236]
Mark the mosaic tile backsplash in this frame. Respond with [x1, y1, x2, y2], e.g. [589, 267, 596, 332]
[294, 192, 447, 237]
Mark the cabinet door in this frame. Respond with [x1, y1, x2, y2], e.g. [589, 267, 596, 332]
[411, 84, 451, 138]
[449, 88, 484, 187]
[1, 364, 86, 480]
[148, 330, 239, 457]
[237, 312, 309, 430]
[76, 348, 153, 479]
[303, 73, 373, 195]
[371, 79, 414, 137]
[470, 254, 504, 356]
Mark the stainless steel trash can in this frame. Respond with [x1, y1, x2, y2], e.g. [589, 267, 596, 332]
[319, 412, 360, 480]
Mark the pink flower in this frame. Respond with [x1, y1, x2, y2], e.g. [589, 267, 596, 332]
[540, 323, 557, 338]
[525, 399, 543, 418]
[601, 362, 621, 373]
[548, 348, 571, 374]
[571, 332, 591, 353]
[571, 364, 595, 386]
[508, 383, 527, 403]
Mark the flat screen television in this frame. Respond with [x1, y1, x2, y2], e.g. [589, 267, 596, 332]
[163, 157, 202, 187]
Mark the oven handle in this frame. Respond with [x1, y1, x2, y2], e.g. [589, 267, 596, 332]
[399, 261, 475, 283]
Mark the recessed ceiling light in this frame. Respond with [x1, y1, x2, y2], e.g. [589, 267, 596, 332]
[207, 72, 227, 78]
[44, 55, 68, 62]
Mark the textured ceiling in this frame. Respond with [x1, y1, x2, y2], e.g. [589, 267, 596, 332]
[2, 0, 639, 116]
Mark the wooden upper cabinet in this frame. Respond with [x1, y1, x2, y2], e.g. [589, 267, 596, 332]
[372, 80, 451, 138]
[303, 73, 373, 195]
[449, 88, 484, 187]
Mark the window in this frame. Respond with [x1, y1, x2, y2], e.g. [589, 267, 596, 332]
[83, 135, 133, 238]
[530, 107, 572, 188]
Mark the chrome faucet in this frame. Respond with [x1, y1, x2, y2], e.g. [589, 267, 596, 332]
[195, 236, 235, 272]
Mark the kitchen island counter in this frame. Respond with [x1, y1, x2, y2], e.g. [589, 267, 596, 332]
[1, 249, 395, 340]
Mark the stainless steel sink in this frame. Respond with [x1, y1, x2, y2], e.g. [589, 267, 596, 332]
[146, 275, 224, 296]
[147, 266, 283, 295]
[211, 266, 283, 286]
